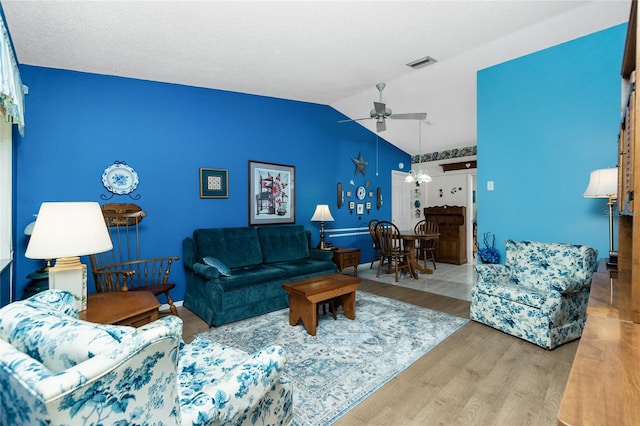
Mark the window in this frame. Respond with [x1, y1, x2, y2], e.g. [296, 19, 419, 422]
[0, 113, 12, 271]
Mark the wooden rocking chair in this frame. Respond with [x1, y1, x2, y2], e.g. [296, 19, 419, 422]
[89, 203, 180, 316]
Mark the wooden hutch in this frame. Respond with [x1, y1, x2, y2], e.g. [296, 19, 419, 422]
[423, 205, 467, 265]
[558, 1, 640, 423]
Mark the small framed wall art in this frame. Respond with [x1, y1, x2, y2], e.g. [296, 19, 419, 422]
[248, 160, 295, 225]
[200, 168, 229, 199]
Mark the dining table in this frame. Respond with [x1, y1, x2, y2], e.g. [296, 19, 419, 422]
[398, 231, 440, 279]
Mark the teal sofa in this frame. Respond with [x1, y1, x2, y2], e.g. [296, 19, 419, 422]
[183, 225, 338, 326]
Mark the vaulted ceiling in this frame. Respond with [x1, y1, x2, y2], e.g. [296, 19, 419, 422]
[2, 1, 631, 154]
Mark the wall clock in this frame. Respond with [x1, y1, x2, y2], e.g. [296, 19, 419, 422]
[356, 186, 366, 200]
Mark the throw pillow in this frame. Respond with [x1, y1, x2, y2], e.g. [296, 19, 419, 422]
[203, 256, 232, 277]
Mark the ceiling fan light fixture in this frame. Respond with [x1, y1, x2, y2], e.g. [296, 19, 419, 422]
[406, 56, 438, 69]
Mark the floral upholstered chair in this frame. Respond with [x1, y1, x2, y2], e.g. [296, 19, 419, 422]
[0, 290, 293, 426]
[470, 239, 598, 349]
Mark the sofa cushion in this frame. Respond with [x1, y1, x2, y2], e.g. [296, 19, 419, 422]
[220, 264, 286, 291]
[203, 256, 232, 277]
[270, 258, 337, 277]
[194, 227, 263, 269]
[0, 302, 133, 373]
[258, 225, 310, 263]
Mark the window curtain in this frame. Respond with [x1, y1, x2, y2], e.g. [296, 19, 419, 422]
[0, 9, 24, 136]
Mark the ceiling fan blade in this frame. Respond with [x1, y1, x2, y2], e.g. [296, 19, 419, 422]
[374, 102, 386, 115]
[389, 113, 427, 120]
[338, 117, 373, 123]
[376, 118, 386, 132]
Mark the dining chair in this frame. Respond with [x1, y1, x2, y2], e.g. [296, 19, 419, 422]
[368, 219, 381, 269]
[414, 219, 439, 270]
[375, 221, 411, 282]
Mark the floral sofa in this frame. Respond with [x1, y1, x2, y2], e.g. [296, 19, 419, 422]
[0, 290, 293, 426]
[470, 239, 598, 350]
[183, 224, 338, 326]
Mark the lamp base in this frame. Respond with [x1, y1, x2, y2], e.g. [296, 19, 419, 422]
[49, 256, 87, 311]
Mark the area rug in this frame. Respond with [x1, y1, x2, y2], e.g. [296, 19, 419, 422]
[197, 291, 468, 426]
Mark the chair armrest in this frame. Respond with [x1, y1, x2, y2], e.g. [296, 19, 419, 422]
[310, 249, 334, 261]
[475, 264, 514, 284]
[200, 345, 288, 425]
[93, 269, 135, 292]
[24, 289, 79, 317]
[550, 277, 589, 294]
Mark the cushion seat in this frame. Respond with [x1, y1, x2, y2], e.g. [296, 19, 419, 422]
[474, 280, 547, 309]
[219, 264, 286, 291]
[269, 258, 337, 277]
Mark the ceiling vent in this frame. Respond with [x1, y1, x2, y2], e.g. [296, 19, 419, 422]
[406, 56, 438, 69]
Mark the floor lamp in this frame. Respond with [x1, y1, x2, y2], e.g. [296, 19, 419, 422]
[583, 167, 618, 263]
[584, 168, 618, 304]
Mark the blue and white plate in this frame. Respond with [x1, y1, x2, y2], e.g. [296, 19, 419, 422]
[102, 162, 139, 195]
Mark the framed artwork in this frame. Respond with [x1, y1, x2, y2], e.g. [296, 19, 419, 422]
[249, 160, 295, 225]
[200, 168, 228, 198]
[357, 203, 364, 215]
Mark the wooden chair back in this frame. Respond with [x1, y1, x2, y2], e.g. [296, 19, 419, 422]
[90, 203, 179, 315]
[375, 221, 404, 256]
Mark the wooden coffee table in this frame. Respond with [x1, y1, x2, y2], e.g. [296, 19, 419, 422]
[79, 291, 160, 327]
[282, 273, 361, 336]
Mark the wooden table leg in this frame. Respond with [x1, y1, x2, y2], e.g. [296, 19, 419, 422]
[402, 238, 433, 278]
[341, 291, 357, 320]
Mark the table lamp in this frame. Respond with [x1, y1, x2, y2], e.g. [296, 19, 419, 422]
[583, 167, 618, 264]
[311, 204, 334, 250]
[25, 202, 113, 310]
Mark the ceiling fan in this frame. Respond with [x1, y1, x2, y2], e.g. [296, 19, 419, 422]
[338, 82, 427, 132]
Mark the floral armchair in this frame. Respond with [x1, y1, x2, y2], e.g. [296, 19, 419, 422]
[470, 239, 598, 349]
[0, 290, 293, 426]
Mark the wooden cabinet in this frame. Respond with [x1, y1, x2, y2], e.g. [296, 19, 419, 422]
[559, 2, 640, 424]
[423, 205, 467, 265]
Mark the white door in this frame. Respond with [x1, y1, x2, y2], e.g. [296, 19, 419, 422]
[392, 170, 412, 231]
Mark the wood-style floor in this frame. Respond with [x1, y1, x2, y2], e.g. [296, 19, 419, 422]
[177, 278, 578, 426]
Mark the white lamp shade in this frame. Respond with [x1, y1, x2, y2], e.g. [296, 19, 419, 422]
[311, 204, 334, 222]
[25, 202, 113, 259]
[584, 168, 618, 199]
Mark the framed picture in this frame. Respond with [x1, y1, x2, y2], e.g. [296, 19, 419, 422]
[357, 203, 364, 215]
[348, 201, 355, 210]
[249, 160, 295, 225]
[346, 191, 352, 198]
[200, 168, 228, 198]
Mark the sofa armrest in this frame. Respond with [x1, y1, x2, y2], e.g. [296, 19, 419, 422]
[310, 249, 334, 261]
[191, 262, 220, 280]
[475, 264, 514, 284]
[200, 345, 288, 425]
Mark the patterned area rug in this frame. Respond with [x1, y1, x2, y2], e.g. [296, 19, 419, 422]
[198, 291, 468, 426]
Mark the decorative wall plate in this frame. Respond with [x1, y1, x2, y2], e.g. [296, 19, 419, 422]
[102, 162, 139, 195]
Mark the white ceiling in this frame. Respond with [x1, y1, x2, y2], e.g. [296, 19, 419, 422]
[2, 1, 631, 155]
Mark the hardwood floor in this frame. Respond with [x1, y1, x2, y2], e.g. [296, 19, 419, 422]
[177, 278, 578, 426]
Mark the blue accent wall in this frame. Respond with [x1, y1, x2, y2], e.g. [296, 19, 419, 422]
[477, 24, 626, 261]
[13, 66, 408, 303]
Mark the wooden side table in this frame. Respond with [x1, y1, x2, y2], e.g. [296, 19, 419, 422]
[332, 247, 361, 277]
[79, 291, 160, 327]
